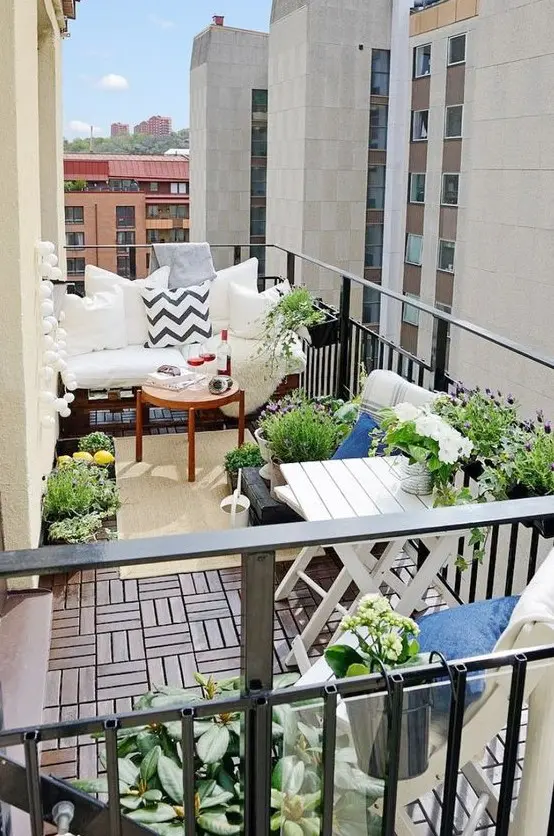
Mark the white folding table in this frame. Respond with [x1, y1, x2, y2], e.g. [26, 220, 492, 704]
[274, 456, 467, 670]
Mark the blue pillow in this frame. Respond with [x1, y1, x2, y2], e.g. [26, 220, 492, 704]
[417, 596, 519, 711]
[332, 412, 382, 460]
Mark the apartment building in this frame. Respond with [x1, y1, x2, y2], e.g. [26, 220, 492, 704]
[111, 122, 129, 137]
[134, 115, 172, 136]
[189, 17, 269, 272]
[64, 154, 190, 280]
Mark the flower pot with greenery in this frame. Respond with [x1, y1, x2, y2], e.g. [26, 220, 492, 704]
[57, 431, 116, 478]
[223, 443, 264, 492]
[325, 594, 430, 780]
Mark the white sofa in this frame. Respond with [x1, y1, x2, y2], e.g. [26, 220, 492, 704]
[60, 256, 306, 417]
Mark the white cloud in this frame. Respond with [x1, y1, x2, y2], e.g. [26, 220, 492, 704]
[97, 73, 129, 91]
[148, 13, 175, 29]
[67, 120, 103, 136]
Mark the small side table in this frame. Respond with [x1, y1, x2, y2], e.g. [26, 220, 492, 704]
[136, 383, 245, 482]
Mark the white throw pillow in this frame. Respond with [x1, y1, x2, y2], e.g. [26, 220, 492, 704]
[228, 280, 291, 340]
[61, 288, 127, 357]
[209, 258, 259, 329]
[85, 265, 170, 345]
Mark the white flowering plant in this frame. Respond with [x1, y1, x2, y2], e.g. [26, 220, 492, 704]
[324, 595, 421, 677]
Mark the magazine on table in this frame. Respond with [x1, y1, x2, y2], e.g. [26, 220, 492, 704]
[147, 369, 206, 390]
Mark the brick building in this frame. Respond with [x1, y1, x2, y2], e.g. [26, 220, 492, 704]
[133, 115, 172, 136]
[64, 154, 189, 280]
[110, 122, 129, 137]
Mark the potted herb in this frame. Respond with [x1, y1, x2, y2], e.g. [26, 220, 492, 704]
[48, 513, 114, 544]
[433, 386, 519, 479]
[256, 391, 306, 467]
[57, 431, 116, 478]
[223, 443, 264, 492]
[324, 594, 430, 780]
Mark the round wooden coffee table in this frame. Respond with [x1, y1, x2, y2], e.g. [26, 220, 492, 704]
[136, 383, 245, 482]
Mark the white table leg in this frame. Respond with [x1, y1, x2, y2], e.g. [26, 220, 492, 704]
[275, 546, 319, 600]
[394, 535, 458, 616]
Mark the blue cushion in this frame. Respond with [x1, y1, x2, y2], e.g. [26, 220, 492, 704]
[332, 412, 381, 460]
[417, 596, 519, 711]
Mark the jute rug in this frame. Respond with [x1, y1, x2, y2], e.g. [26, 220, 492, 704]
[115, 431, 296, 579]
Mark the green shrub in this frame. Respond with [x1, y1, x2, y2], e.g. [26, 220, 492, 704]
[43, 462, 120, 522]
[78, 432, 115, 455]
[48, 513, 107, 544]
[224, 443, 264, 473]
[266, 402, 340, 463]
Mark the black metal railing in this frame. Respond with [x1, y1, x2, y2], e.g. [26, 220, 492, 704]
[2, 499, 554, 835]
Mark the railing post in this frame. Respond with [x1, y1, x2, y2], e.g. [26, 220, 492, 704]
[337, 276, 352, 399]
[233, 245, 241, 266]
[286, 251, 295, 286]
[433, 317, 449, 392]
[241, 550, 275, 836]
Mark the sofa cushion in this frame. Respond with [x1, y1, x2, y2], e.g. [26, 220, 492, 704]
[361, 370, 438, 420]
[332, 412, 380, 460]
[151, 242, 217, 289]
[61, 288, 127, 356]
[209, 258, 258, 329]
[85, 265, 170, 346]
[141, 282, 212, 348]
[228, 280, 291, 340]
[63, 346, 185, 389]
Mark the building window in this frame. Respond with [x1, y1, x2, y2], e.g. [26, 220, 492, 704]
[169, 229, 187, 243]
[405, 233, 423, 265]
[149, 182, 159, 192]
[414, 44, 431, 78]
[65, 206, 84, 224]
[251, 165, 267, 197]
[117, 231, 135, 246]
[147, 204, 189, 219]
[251, 124, 268, 157]
[402, 293, 420, 326]
[412, 110, 428, 141]
[110, 179, 138, 192]
[365, 224, 383, 268]
[438, 240, 455, 272]
[371, 49, 390, 96]
[67, 257, 85, 275]
[146, 229, 160, 244]
[65, 231, 84, 248]
[170, 182, 188, 194]
[363, 286, 381, 324]
[367, 165, 386, 209]
[448, 33, 466, 65]
[249, 245, 266, 277]
[442, 173, 460, 205]
[445, 105, 463, 138]
[409, 173, 426, 203]
[252, 89, 268, 115]
[116, 206, 135, 228]
[116, 255, 131, 278]
[250, 206, 266, 237]
[369, 104, 388, 150]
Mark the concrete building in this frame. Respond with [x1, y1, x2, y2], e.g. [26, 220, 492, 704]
[64, 154, 190, 280]
[134, 115, 173, 136]
[111, 121, 130, 137]
[189, 17, 269, 272]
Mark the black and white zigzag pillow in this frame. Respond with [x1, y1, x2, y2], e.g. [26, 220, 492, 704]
[140, 281, 212, 348]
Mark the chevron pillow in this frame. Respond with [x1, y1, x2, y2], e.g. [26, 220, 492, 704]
[141, 281, 212, 348]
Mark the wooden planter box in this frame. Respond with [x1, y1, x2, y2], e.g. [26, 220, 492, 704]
[56, 436, 116, 480]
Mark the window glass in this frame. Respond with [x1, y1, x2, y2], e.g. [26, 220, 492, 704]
[448, 34, 466, 65]
[369, 105, 388, 149]
[250, 206, 266, 237]
[442, 173, 459, 205]
[252, 89, 268, 113]
[67, 258, 85, 275]
[251, 166, 267, 196]
[445, 105, 463, 138]
[367, 165, 386, 209]
[438, 240, 455, 272]
[117, 231, 135, 246]
[371, 49, 390, 96]
[65, 206, 84, 223]
[403, 294, 420, 326]
[116, 206, 135, 228]
[251, 125, 268, 157]
[409, 173, 426, 203]
[65, 231, 84, 247]
[363, 286, 381, 324]
[249, 245, 266, 277]
[150, 182, 159, 192]
[365, 224, 383, 268]
[412, 110, 428, 141]
[146, 229, 160, 244]
[169, 229, 186, 243]
[405, 233, 423, 265]
[414, 44, 431, 78]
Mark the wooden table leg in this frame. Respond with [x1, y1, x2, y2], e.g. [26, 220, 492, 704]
[135, 389, 143, 462]
[188, 407, 196, 482]
[238, 390, 245, 446]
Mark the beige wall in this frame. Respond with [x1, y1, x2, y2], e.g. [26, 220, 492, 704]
[0, 0, 65, 551]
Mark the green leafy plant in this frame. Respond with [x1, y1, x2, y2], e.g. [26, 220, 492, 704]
[223, 443, 264, 474]
[42, 462, 120, 522]
[260, 287, 325, 370]
[47, 513, 112, 544]
[266, 402, 342, 464]
[481, 424, 554, 499]
[78, 432, 115, 455]
[324, 595, 421, 678]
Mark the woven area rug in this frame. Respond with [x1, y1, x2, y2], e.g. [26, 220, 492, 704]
[115, 431, 296, 579]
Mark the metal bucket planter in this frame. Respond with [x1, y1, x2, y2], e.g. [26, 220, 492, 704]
[347, 685, 430, 780]
[401, 462, 433, 496]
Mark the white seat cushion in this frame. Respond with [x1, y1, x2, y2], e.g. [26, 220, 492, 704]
[228, 281, 291, 340]
[63, 346, 185, 389]
[209, 258, 259, 332]
[61, 288, 128, 356]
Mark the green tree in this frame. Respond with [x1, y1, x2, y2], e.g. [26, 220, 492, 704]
[64, 129, 190, 156]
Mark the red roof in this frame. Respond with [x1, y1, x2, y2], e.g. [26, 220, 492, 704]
[64, 154, 189, 182]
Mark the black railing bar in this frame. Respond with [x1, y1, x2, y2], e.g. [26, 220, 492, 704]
[321, 685, 338, 836]
[3, 496, 554, 578]
[23, 731, 43, 836]
[271, 245, 554, 372]
[181, 709, 196, 836]
[354, 320, 432, 370]
[104, 719, 122, 836]
[439, 664, 468, 836]
[1, 644, 553, 748]
[381, 673, 405, 836]
[494, 654, 527, 836]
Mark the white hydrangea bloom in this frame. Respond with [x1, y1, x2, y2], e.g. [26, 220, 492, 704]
[393, 402, 422, 423]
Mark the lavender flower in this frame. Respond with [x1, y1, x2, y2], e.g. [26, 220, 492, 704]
[546, 422, 552, 435]
[537, 409, 544, 423]
[550, 463, 554, 472]
[507, 394, 515, 405]
[525, 442, 532, 452]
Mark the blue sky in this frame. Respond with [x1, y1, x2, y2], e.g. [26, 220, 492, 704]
[63, 0, 272, 138]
